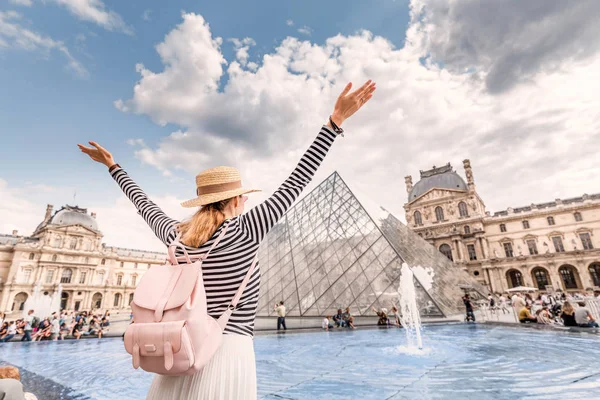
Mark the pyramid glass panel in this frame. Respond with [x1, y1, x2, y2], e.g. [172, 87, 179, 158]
[257, 172, 486, 318]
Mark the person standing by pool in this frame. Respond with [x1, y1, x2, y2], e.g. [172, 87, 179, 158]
[463, 294, 476, 322]
[21, 310, 34, 342]
[78, 80, 376, 400]
[274, 301, 287, 331]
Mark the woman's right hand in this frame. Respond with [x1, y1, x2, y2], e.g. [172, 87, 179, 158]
[330, 80, 377, 127]
[77, 141, 116, 168]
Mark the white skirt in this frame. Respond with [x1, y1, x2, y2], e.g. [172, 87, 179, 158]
[146, 334, 257, 400]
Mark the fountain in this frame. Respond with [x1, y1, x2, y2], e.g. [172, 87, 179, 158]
[22, 282, 62, 318]
[398, 262, 423, 350]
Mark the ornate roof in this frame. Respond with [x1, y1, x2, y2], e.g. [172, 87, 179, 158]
[49, 205, 99, 231]
[408, 163, 468, 202]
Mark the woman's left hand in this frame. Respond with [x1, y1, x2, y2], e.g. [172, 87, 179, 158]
[330, 80, 377, 127]
[77, 141, 116, 168]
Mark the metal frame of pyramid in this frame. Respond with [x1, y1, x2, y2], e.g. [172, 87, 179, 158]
[256, 171, 486, 318]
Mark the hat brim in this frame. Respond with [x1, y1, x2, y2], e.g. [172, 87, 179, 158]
[181, 188, 261, 208]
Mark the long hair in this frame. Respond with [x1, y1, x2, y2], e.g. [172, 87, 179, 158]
[562, 301, 574, 315]
[178, 198, 234, 248]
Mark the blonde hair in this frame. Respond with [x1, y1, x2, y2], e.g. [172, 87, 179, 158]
[562, 301, 575, 315]
[0, 366, 20, 380]
[178, 198, 234, 248]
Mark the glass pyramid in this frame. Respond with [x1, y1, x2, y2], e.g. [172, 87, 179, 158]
[256, 172, 485, 318]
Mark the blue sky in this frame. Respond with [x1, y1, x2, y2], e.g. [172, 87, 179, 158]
[0, 0, 410, 204]
[2, 0, 599, 251]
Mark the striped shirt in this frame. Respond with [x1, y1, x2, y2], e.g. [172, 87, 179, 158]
[110, 126, 338, 337]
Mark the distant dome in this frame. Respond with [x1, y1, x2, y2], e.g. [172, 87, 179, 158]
[409, 164, 468, 202]
[50, 205, 99, 231]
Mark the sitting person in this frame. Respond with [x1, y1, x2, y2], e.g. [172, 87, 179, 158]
[84, 317, 103, 338]
[535, 308, 553, 325]
[0, 322, 8, 340]
[0, 322, 17, 342]
[321, 316, 333, 331]
[561, 301, 578, 327]
[0, 366, 38, 400]
[59, 322, 70, 340]
[342, 307, 356, 329]
[574, 301, 600, 328]
[332, 309, 345, 328]
[72, 320, 84, 340]
[371, 307, 390, 326]
[32, 319, 51, 342]
[518, 304, 538, 323]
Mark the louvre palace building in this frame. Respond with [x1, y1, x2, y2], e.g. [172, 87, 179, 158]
[404, 160, 600, 294]
[0, 204, 165, 316]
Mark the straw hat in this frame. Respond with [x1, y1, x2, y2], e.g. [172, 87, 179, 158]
[181, 166, 260, 208]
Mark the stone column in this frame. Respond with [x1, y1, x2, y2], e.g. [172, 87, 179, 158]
[480, 237, 489, 260]
[454, 240, 463, 261]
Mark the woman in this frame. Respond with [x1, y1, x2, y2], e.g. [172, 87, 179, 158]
[561, 301, 577, 327]
[78, 80, 376, 399]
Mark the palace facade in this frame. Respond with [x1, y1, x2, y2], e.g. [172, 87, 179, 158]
[404, 161, 600, 294]
[0, 204, 166, 316]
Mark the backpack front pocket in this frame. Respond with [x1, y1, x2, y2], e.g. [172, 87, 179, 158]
[124, 320, 195, 374]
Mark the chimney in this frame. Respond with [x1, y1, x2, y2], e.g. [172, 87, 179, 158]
[463, 159, 475, 190]
[91, 212, 97, 219]
[44, 204, 54, 222]
[404, 175, 413, 194]
[12, 230, 18, 236]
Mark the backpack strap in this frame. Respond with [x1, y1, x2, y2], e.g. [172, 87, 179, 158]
[217, 254, 258, 331]
[168, 221, 230, 265]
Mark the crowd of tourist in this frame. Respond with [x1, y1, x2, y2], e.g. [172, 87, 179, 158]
[469, 290, 600, 328]
[320, 305, 403, 330]
[0, 309, 112, 343]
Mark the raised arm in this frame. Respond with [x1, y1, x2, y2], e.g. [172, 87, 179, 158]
[77, 141, 177, 246]
[239, 80, 376, 242]
[109, 167, 178, 245]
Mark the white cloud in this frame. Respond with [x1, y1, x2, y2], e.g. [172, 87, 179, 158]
[105, 2, 600, 227]
[0, 11, 88, 78]
[52, 0, 133, 34]
[286, 19, 294, 26]
[0, 177, 189, 252]
[229, 37, 255, 66]
[142, 9, 152, 22]
[9, 0, 33, 6]
[297, 26, 312, 36]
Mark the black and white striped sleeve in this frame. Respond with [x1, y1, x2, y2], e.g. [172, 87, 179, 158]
[239, 125, 338, 242]
[110, 168, 178, 245]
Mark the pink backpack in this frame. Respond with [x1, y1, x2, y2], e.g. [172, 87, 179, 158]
[124, 222, 257, 376]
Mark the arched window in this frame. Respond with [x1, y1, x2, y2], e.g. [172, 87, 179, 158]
[28, 253, 35, 260]
[574, 212, 583, 222]
[114, 293, 122, 308]
[464, 226, 471, 234]
[60, 269, 73, 284]
[532, 267, 550, 290]
[506, 269, 523, 288]
[559, 265, 580, 290]
[12, 292, 28, 311]
[439, 244, 453, 261]
[589, 263, 600, 287]
[129, 293, 134, 305]
[117, 274, 123, 286]
[547, 216, 555, 226]
[435, 207, 444, 222]
[414, 211, 422, 226]
[458, 202, 468, 217]
[92, 293, 103, 309]
[101, 259, 106, 265]
[52, 254, 57, 262]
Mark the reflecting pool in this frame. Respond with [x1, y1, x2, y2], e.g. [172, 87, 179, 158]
[1, 324, 600, 399]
